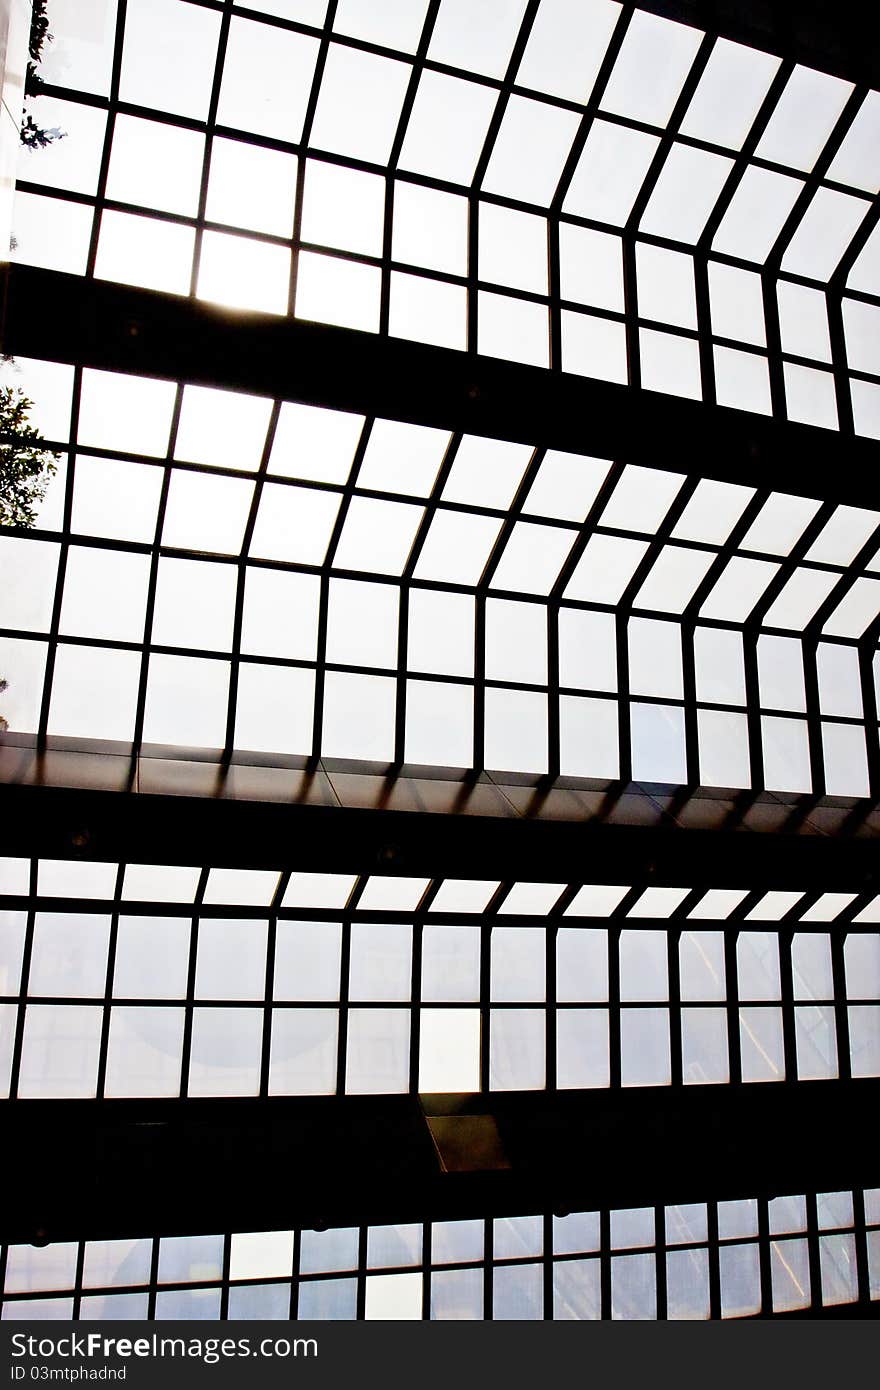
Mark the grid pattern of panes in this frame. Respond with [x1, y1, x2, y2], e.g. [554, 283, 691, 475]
[2, 859, 879, 1099]
[2, 1189, 877, 1320]
[11, 1, 880, 438]
[2, 359, 880, 794]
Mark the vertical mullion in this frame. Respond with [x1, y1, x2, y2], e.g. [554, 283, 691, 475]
[608, 923, 621, 1090]
[599, 1207, 611, 1319]
[707, 1202, 721, 1320]
[95, 862, 125, 1098]
[224, 399, 282, 757]
[179, 867, 209, 1099]
[757, 1197, 772, 1315]
[805, 1191, 823, 1312]
[668, 926, 683, 1087]
[654, 1206, 667, 1322]
[289, 1228, 302, 1320]
[37, 366, 83, 743]
[8, 856, 38, 1099]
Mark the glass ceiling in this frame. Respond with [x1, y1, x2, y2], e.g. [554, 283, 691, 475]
[9, 0, 880, 438]
[2, 355, 880, 798]
[2, 1186, 877, 1319]
[2, 855, 878, 1099]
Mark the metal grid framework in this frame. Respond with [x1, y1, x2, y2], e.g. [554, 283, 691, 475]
[2, 857, 878, 1100]
[1, 1188, 878, 1321]
[2, 359, 880, 796]
[2, 0, 880, 1326]
[11, 0, 880, 439]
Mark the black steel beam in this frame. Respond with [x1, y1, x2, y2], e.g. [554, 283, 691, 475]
[3, 264, 879, 510]
[0, 780, 879, 890]
[1, 1080, 876, 1244]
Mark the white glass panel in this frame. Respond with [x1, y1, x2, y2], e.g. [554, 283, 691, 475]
[121, 0, 221, 121]
[269, 1009, 337, 1095]
[250, 482, 340, 565]
[489, 1008, 545, 1089]
[106, 115, 204, 217]
[418, 1008, 480, 1091]
[217, 16, 319, 141]
[516, 0, 620, 103]
[104, 1007, 185, 1098]
[563, 120, 659, 226]
[680, 38, 780, 149]
[827, 90, 880, 193]
[757, 66, 854, 173]
[483, 95, 579, 205]
[560, 310, 628, 383]
[195, 919, 268, 1000]
[620, 1008, 670, 1086]
[712, 167, 803, 263]
[559, 225, 624, 312]
[78, 369, 176, 458]
[274, 922, 342, 1002]
[113, 917, 190, 999]
[49, 645, 142, 743]
[335, 0, 429, 51]
[326, 579, 398, 669]
[630, 703, 687, 783]
[206, 138, 298, 238]
[141, 654, 230, 749]
[197, 231, 291, 315]
[301, 159, 384, 257]
[681, 1008, 729, 1084]
[559, 609, 617, 691]
[429, 0, 528, 78]
[241, 569, 320, 661]
[188, 1007, 263, 1096]
[333, 496, 423, 576]
[639, 145, 734, 245]
[421, 925, 481, 1001]
[346, 1009, 410, 1093]
[490, 926, 545, 1002]
[739, 1006, 785, 1082]
[311, 45, 411, 163]
[741, 493, 822, 556]
[782, 188, 868, 281]
[407, 590, 474, 676]
[151, 558, 236, 652]
[161, 471, 253, 554]
[485, 598, 547, 684]
[18, 1004, 102, 1097]
[483, 688, 547, 774]
[708, 262, 766, 346]
[405, 679, 473, 766]
[414, 511, 503, 585]
[349, 924, 412, 1002]
[59, 547, 150, 644]
[392, 183, 468, 276]
[680, 931, 726, 1001]
[389, 275, 467, 351]
[95, 212, 195, 296]
[600, 9, 701, 126]
[399, 72, 498, 185]
[560, 695, 619, 778]
[322, 672, 396, 761]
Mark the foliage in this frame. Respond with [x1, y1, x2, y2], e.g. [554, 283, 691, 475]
[20, 115, 63, 150]
[0, 385, 58, 527]
[21, 0, 65, 146]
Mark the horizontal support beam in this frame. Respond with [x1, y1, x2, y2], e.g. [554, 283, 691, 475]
[2, 265, 879, 509]
[0, 779, 878, 890]
[1, 1080, 876, 1243]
